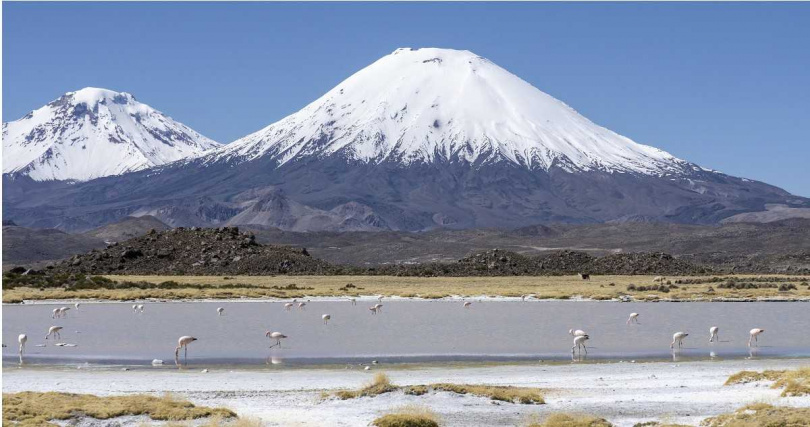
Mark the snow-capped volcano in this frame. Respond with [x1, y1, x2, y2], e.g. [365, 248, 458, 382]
[215, 48, 689, 175]
[3, 87, 218, 181]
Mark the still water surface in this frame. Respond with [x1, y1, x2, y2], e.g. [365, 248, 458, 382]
[3, 300, 809, 366]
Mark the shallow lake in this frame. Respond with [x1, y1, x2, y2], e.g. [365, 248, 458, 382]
[3, 299, 809, 366]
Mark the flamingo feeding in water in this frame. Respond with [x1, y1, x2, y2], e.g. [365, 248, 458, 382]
[709, 326, 719, 343]
[46, 326, 63, 340]
[369, 306, 378, 315]
[137, 304, 144, 313]
[266, 331, 287, 348]
[322, 314, 331, 325]
[572, 334, 589, 355]
[132, 304, 138, 313]
[74, 303, 81, 311]
[217, 307, 225, 316]
[284, 303, 294, 311]
[463, 301, 472, 309]
[748, 328, 765, 347]
[569, 329, 586, 337]
[59, 307, 71, 318]
[671, 332, 688, 349]
[18, 334, 27, 363]
[627, 313, 640, 324]
[52, 308, 60, 319]
[175, 336, 197, 363]
[374, 303, 383, 313]
[298, 302, 306, 310]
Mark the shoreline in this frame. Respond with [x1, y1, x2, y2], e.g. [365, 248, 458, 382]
[4, 357, 809, 426]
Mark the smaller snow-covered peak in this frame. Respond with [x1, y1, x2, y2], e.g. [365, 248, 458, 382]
[3, 88, 219, 182]
[215, 47, 692, 176]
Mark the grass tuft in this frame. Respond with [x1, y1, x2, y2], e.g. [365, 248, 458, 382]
[725, 366, 810, 396]
[2, 392, 236, 426]
[372, 405, 439, 427]
[700, 403, 810, 426]
[334, 373, 399, 400]
[527, 413, 613, 427]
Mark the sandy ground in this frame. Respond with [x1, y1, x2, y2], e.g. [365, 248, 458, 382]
[3, 358, 810, 426]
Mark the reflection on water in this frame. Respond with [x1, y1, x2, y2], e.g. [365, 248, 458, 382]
[3, 300, 809, 366]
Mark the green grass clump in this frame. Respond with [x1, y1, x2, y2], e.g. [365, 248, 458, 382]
[2, 392, 236, 426]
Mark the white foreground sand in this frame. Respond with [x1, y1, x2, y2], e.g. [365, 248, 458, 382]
[4, 358, 809, 426]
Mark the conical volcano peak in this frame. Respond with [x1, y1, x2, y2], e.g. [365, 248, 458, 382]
[217, 47, 688, 175]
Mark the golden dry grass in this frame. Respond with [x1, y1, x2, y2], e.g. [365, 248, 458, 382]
[2, 391, 236, 426]
[700, 402, 810, 426]
[329, 373, 544, 404]
[526, 413, 613, 427]
[4, 274, 808, 302]
[334, 373, 399, 399]
[725, 366, 810, 397]
[372, 405, 440, 427]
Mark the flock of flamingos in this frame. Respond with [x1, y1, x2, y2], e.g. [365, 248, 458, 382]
[11, 298, 768, 365]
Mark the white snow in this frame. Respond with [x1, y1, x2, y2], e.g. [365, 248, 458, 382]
[213, 48, 690, 175]
[2, 87, 219, 181]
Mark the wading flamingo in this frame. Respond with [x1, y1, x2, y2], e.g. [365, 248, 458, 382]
[369, 306, 378, 315]
[627, 313, 640, 324]
[59, 307, 71, 318]
[137, 304, 144, 313]
[671, 332, 688, 349]
[46, 326, 63, 340]
[175, 336, 197, 363]
[284, 303, 294, 311]
[349, 298, 357, 306]
[298, 302, 306, 310]
[132, 304, 138, 313]
[709, 327, 719, 343]
[266, 331, 287, 348]
[322, 314, 331, 325]
[52, 308, 60, 319]
[374, 303, 383, 313]
[748, 328, 765, 347]
[463, 301, 472, 308]
[569, 329, 586, 337]
[18, 334, 27, 364]
[75, 303, 81, 311]
[572, 334, 589, 355]
[217, 307, 225, 316]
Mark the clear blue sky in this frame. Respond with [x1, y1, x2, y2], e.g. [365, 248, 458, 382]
[4, 2, 809, 196]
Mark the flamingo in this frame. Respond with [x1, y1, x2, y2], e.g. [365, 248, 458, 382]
[137, 304, 145, 313]
[46, 326, 63, 340]
[463, 301, 472, 309]
[377, 295, 383, 303]
[59, 307, 71, 318]
[572, 334, 589, 355]
[266, 331, 287, 348]
[217, 307, 225, 316]
[349, 298, 357, 306]
[322, 314, 331, 325]
[75, 303, 81, 311]
[627, 313, 640, 324]
[748, 328, 765, 347]
[671, 332, 688, 349]
[132, 304, 138, 313]
[284, 303, 294, 311]
[298, 302, 306, 310]
[18, 334, 27, 363]
[709, 326, 719, 343]
[569, 329, 587, 337]
[369, 306, 378, 315]
[374, 303, 383, 313]
[175, 336, 197, 363]
[52, 308, 60, 319]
